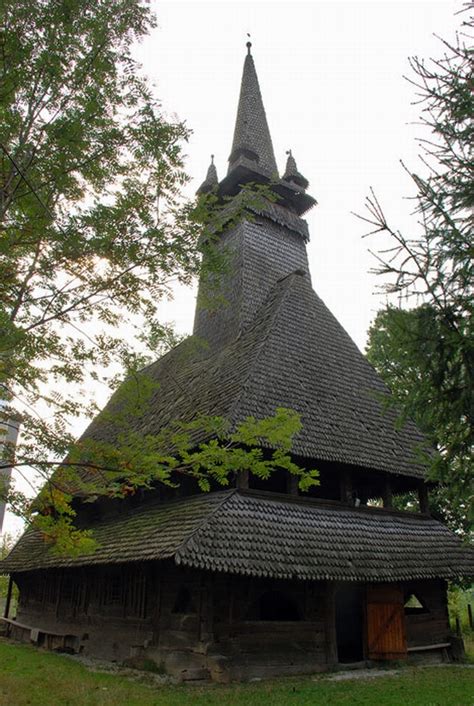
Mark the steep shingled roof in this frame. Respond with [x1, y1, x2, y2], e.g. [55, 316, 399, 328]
[2, 490, 472, 580]
[80, 272, 428, 480]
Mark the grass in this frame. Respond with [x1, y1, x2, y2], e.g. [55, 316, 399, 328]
[1, 640, 473, 706]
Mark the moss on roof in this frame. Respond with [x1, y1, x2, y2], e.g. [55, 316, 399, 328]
[2, 490, 472, 581]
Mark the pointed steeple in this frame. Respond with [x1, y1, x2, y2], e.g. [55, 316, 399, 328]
[228, 42, 278, 179]
[197, 155, 218, 195]
[282, 150, 309, 191]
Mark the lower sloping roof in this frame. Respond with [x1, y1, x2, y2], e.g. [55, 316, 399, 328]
[2, 490, 472, 582]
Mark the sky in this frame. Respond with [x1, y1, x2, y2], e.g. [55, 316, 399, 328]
[2, 0, 461, 536]
[135, 0, 460, 345]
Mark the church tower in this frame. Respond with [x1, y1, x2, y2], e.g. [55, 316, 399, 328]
[194, 42, 315, 352]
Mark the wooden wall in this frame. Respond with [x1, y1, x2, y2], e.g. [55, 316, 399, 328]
[14, 565, 154, 662]
[11, 566, 453, 681]
[13, 563, 331, 680]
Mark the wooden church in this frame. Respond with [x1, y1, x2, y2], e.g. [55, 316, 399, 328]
[2, 44, 473, 682]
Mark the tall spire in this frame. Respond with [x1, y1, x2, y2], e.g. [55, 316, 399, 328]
[228, 42, 278, 178]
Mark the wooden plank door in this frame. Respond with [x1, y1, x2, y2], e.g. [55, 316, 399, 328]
[367, 584, 407, 660]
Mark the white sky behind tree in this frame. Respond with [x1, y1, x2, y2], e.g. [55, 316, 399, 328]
[2, 0, 461, 536]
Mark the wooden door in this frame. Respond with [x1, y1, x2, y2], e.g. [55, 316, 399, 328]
[366, 584, 407, 660]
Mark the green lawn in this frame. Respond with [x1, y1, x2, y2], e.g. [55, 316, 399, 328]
[0, 639, 473, 706]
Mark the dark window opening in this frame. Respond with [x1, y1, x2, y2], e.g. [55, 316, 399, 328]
[404, 593, 429, 614]
[247, 590, 301, 621]
[302, 467, 340, 501]
[172, 586, 196, 614]
[248, 468, 289, 494]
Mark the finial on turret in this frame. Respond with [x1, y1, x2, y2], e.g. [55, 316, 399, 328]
[246, 33, 252, 55]
[283, 149, 309, 191]
[196, 154, 219, 195]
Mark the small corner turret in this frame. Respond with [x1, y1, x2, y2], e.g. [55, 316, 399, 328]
[274, 149, 317, 215]
[197, 154, 218, 195]
[282, 150, 309, 191]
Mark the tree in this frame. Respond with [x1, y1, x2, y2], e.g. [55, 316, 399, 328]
[0, 0, 198, 529]
[0, 2, 318, 546]
[360, 9, 473, 532]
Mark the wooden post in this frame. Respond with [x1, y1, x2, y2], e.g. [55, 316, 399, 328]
[288, 475, 299, 496]
[324, 581, 338, 667]
[418, 482, 429, 514]
[455, 616, 461, 636]
[339, 469, 352, 505]
[236, 470, 249, 489]
[228, 580, 234, 624]
[382, 476, 393, 509]
[151, 567, 162, 647]
[3, 577, 13, 619]
[197, 572, 204, 642]
[199, 573, 213, 644]
[468, 604, 473, 630]
[55, 572, 63, 618]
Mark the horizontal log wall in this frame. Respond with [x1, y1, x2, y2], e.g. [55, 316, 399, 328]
[209, 575, 328, 680]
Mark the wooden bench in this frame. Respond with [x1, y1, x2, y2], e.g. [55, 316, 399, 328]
[407, 642, 451, 661]
[407, 642, 451, 652]
[1, 617, 80, 652]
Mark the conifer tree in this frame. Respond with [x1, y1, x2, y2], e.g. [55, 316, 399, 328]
[362, 10, 473, 532]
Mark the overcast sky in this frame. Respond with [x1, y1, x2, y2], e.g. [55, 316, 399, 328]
[3, 0, 461, 536]
[136, 0, 459, 345]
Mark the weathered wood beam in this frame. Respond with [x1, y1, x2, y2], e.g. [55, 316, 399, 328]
[152, 569, 162, 646]
[324, 581, 338, 667]
[236, 470, 249, 489]
[382, 476, 393, 508]
[198, 573, 214, 643]
[55, 572, 63, 618]
[339, 469, 352, 504]
[418, 481, 429, 514]
[228, 578, 234, 628]
[288, 475, 299, 495]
